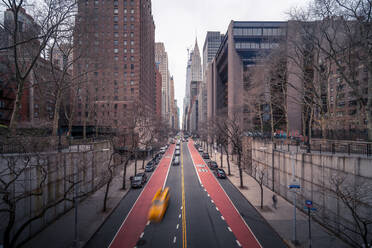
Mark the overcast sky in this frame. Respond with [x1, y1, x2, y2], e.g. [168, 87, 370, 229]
[152, 0, 308, 124]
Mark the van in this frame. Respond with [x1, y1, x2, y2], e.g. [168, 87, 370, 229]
[173, 156, 180, 166]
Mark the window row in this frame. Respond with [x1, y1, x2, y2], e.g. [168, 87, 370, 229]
[114, 16, 135, 22]
[233, 28, 285, 36]
[114, 48, 135, 53]
[114, 8, 135, 14]
[235, 42, 279, 49]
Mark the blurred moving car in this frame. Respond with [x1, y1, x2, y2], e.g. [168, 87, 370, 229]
[130, 172, 147, 188]
[148, 187, 170, 222]
[202, 152, 210, 160]
[215, 168, 226, 179]
[208, 161, 218, 170]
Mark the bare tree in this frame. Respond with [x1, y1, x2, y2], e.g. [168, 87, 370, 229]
[318, 173, 372, 248]
[0, 0, 78, 134]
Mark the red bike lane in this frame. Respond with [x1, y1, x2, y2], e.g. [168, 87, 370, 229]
[188, 140, 261, 248]
[109, 144, 175, 248]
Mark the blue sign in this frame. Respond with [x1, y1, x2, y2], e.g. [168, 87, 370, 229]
[305, 200, 313, 206]
[304, 206, 317, 211]
[289, 184, 300, 189]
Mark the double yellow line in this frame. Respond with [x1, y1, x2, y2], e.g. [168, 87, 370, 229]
[181, 144, 187, 248]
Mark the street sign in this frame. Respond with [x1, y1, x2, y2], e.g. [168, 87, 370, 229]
[289, 184, 300, 189]
[305, 200, 313, 207]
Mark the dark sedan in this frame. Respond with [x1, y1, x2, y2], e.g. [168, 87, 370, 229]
[130, 173, 147, 188]
[215, 168, 226, 179]
[202, 152, 210, 160]
[208, 161, 218, 170]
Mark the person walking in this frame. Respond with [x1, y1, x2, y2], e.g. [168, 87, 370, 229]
[272, 194, 278, 209]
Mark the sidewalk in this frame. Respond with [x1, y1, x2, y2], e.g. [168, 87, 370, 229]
[209, 151, 350, 248]
[24, 158, 150, 248]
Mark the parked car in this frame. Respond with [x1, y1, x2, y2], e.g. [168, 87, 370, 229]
[176, 145, 180, 150]
[208, 161, 218, 170]
[145, 162, 155, 172]
[198, 147, 203, 152]
[175, 150, 180, 156]
[172, 156, 180, 166]
[202, 152, 210, 160]
[215, 168, 226, 179]
[130, 173, 147, 188]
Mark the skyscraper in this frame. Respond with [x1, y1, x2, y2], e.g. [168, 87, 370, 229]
[183, 39, 202, 132]
[74, 0, 155, 133]
[155, 42, 170, 122]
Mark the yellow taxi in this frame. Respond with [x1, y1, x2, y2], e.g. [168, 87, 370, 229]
[148, 187, 170, 222]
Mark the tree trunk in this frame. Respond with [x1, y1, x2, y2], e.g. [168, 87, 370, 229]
[122, 157, 130, 190]
[224, 145, 231, 175]
[3, 203, 15, 248]
[260, 183, 264, 209]
[220, 145, 223, 168]
[367, 66, 372, 141]
[103, 176, 112, 212]
[8, 78, 26, 135]
[134, 151, 137, 176]
[238, 153, 243, 188]
[52, 89, 62, 136]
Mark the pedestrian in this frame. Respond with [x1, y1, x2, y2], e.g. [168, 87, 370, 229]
[272, 194, 278, 209]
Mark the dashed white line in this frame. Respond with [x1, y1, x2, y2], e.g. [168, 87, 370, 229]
[176, 224, 179, 229]
[216, 207, 219, 211]
[236, 240, 242, 247]
[179, 214, 181, 218]
[140, 232, 144, 238]
[221, 216, 225, 220]
[227, 227, 232, 232]
[173, 236, 177, 243]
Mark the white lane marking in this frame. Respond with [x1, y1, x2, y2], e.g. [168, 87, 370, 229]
[207, 194, 210, 197]
[228, 227, 232, 232]
[173, 236, 177, 243]
[179, 214, 181, 218]
[197, 145, 263, 248]
[236, 240, 242, 247]
[162, 146, 175, 190]
[216, 207, 219, 211]
[180, 206, 183, 210]
[221, 216, 225, 220]
[140, 232, 144, 238]
[108, 153, 162, 248]
[146, 221, 150, 226]
[176, 224, 179, 229]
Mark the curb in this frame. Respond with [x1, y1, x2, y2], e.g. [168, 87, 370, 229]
[225, 174, 290, 248]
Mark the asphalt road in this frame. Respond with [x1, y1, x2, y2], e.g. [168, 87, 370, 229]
[85, 141, 287, 248]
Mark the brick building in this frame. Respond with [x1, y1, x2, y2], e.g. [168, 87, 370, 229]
[155, 64, 162, 118]
[73, 0, 156, 134]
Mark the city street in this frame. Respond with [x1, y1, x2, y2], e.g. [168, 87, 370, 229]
[84, 141, 286, 248]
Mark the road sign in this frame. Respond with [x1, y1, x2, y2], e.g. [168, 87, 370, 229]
[305, 200, 313, 207]
[304, 206, 317, 211]
[289, 184, 300, 189]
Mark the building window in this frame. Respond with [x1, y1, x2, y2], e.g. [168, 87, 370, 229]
[114, 0, 118, 6]
[130, 48, 134, 53]
[124, 32, 128, 37]
[130, 64, 134, 70]
[114, 40, 118, 45]
[114, 32, 119, 38]
[130, 24, 134, 30]
[130, 40, 134, 45]
[130, 16, 134, 22]
[124, 48, 127, 53]
[131, 88, 134, 94]
[130, 9, 134, 14]
[114, 48, 119, 53]
[114, 16, 118, 22]
[114, 8, 118, 14]
[124, 40, 127, 46]
[130, 32, 134, 37]
[124, 8, 127, 14]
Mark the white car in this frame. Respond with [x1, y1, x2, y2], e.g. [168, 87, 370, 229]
[198, 147, 203, 152]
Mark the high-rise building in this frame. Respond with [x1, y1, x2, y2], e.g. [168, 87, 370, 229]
[155, 42, 170, 123]
[199, 32, 224, 126]
[74, 0, 155, 133]
[183, 39, 202, 132]
[155, 64, 162, 119]
[207, 21, 287, 130]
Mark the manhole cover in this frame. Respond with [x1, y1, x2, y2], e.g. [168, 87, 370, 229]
[137, 239, 147, 246]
